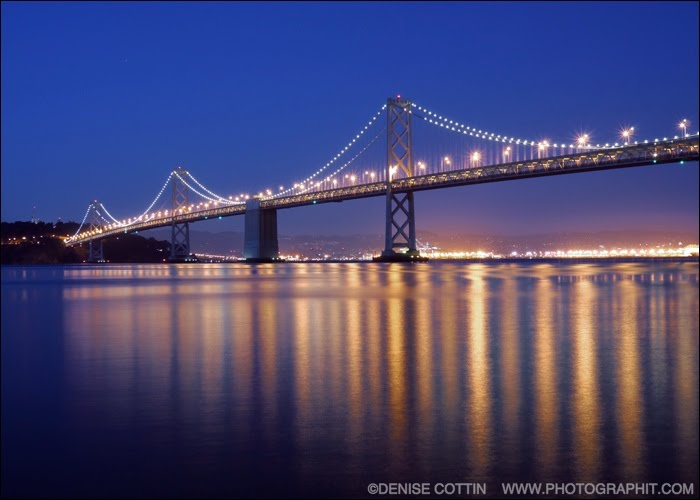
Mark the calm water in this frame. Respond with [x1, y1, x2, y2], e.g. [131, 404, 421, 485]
[2, 262, 698, 498]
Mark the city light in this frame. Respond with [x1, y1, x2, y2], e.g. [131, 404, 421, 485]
[419, 244, 699, 260]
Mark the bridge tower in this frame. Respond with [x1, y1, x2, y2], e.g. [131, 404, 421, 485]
[170, 167, 193, 262]
[87, 202, 105, 263]
[376, 96, 424, 262]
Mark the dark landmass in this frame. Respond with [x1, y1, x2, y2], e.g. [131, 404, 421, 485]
[1, 221, 170, 264]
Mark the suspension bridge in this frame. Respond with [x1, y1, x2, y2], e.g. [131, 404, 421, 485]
[65, 97, 700, 262]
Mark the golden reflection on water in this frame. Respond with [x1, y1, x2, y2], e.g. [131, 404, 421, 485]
[675, 272, 699, 482]
[415, 281, 434, 476]
[499, 273, 520, 473]
[534, 272, 558, 480]
[387, 292, 408, 473]
[466, 264, 492, 479]
[439, 266, 459, 430]
[571, 276, 601, 482]
[52, 262, 699, 486]
[617, 279, 644, 481]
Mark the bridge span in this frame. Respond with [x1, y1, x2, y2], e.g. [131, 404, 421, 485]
[65, 97, 699, 262]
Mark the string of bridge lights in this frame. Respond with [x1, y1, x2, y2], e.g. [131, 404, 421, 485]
[123, 171, 176, 226]
[412, 102, 575, 147]
[173, 171, 229, 205]
[70, 169, 242, 240]
[114, 171, 180, 229]
[412, 103, 697, 150]
[271, 104, 386, 198]
[184, 171, 241, 205]
[98, 203, 123, 226]
[67, 203, 94, 241]
[94, 207, 113, 227]
[267, 126, 386, 199]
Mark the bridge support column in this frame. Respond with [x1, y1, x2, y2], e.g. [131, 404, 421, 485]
[88, 240, 104, 263]
[374, 96, 426, 262]
[170, 222, 192, 261]
[169, 167, 196, 262]
[85, 201, 106, 263]
[380, 190, 420, 260]
[244, 199, 280, 262]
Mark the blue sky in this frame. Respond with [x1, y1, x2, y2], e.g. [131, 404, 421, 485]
[2, 1, 698, 236]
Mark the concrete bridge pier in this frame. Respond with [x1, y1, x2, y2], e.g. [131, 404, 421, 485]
[244, 199, 280, 262]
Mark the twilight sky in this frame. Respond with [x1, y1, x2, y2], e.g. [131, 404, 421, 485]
[1, 1, 698, 237]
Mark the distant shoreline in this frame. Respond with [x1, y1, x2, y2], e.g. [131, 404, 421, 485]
[236, 256, 700, 264]
[3, 256, 698, 266]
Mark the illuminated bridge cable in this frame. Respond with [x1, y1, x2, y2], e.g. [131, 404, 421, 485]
[83, 171, 176, 232]
[412, 102, 565, 147]
[107, 171, 175, 227]
[183, 171, 240, 204]
[269, 126, 386, 199]
[413, 103, 697, 150]
[316, 126, 386, 184]
[93, 207, 115, 227]
[98, 203, 123, 226]
[272, 104, 387, 198]
[173, 171, 228, 204]
[67, 203, 93, 241]
[130, 171, 176, 223]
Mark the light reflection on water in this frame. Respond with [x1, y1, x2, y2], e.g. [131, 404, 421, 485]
[1, 262, 698, 498]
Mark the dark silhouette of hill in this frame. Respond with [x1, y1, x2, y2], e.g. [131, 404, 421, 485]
[1, 221, 170, 264]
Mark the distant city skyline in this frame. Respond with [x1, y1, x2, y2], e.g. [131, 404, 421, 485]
[2, 2, 698, 236]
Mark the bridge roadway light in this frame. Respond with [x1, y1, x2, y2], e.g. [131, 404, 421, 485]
[441, 156, 451, 172]
[679, 119, 689, 137]
[417, 161, 426, 171]
[621, 127, 634, 145]
[577, 134, 589, 149]
[389, 165, 398, 181]
[470, 151, 481, 167]
[503, 146, 511, 162]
